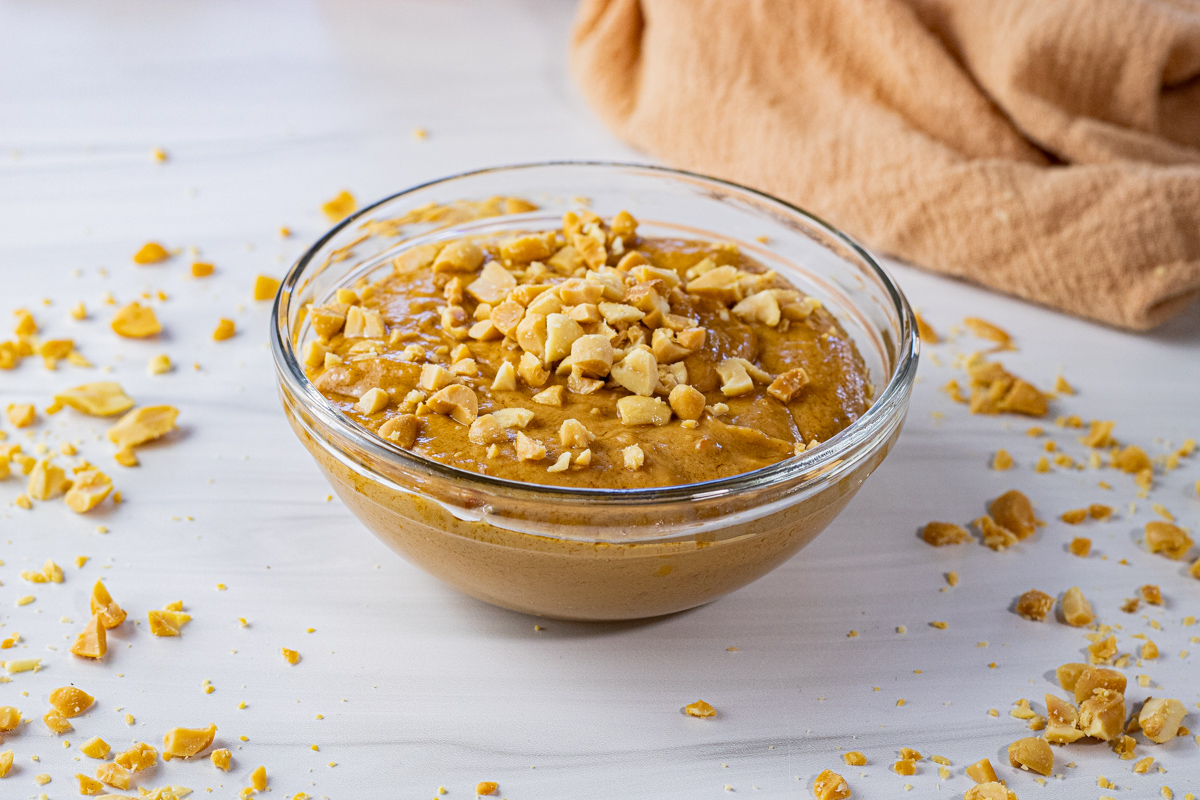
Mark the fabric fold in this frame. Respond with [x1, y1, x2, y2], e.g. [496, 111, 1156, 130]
[571, 0, 1200, 330]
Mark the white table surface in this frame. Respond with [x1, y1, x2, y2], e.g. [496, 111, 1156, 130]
[2, 2, 1198, 798]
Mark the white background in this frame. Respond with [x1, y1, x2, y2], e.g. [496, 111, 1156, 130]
[1, 2, 1197, 798]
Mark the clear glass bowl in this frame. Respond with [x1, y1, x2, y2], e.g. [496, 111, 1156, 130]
[271, 162, 918, 620]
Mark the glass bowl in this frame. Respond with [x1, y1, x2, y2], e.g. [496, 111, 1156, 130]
[271, 162, 918, 620]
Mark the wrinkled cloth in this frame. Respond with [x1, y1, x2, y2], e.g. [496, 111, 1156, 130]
[571, 0, 1200, 330]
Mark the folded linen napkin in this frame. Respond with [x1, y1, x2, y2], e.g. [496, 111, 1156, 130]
[571, 0, 1200, 330]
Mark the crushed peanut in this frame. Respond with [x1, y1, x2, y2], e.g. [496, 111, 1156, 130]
[253, 275, 281, 301]
[133, 242, 170, 264]
[1140, 697, 1187, 743]
[162, 724, 217, 760]
[212, 318, 236, 341]
[812, 769, 851, 800]
[1144, 521, 1193, 559]
[1007, 736, 1053, 776]
[111, 302, 162, 338]
[321, 190, 357, 223]
[1015, 589, 1053, 621]
[1061, 586, 1094, 626]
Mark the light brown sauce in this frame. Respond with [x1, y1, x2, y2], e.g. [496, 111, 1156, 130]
[311, 232, 870, 488]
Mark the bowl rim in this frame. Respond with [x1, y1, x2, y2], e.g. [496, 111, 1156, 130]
[271, 161, 919, 506]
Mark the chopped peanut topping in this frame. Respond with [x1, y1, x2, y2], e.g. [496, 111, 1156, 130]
[311, 212, 869, 487]
[490, 360, 517, 391]
[514, 432, 546, 462]
[666, 384, 706, 421]
[622, 444, 645, 471]
[559, 419, 593, 449]
[356, 387, 389, 415]
[716, 358, 754, 397]
[111, 302, 162, 338]
[532, 385, 564, 406]
[611, 348, 659, 396]
[492, 408, 534, 429]
[617, 395, 671, 426]
[426, 384, 478, 425]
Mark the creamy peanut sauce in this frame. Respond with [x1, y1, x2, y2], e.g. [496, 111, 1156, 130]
[306, 211, 870, 488]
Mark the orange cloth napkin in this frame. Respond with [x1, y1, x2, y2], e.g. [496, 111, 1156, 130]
[571, 0, 1200, 330]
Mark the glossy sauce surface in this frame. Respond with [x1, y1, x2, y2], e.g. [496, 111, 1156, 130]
[311, 228, 871, 489]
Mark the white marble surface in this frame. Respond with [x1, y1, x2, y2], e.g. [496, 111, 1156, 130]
[1, 2, 1198, 798]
